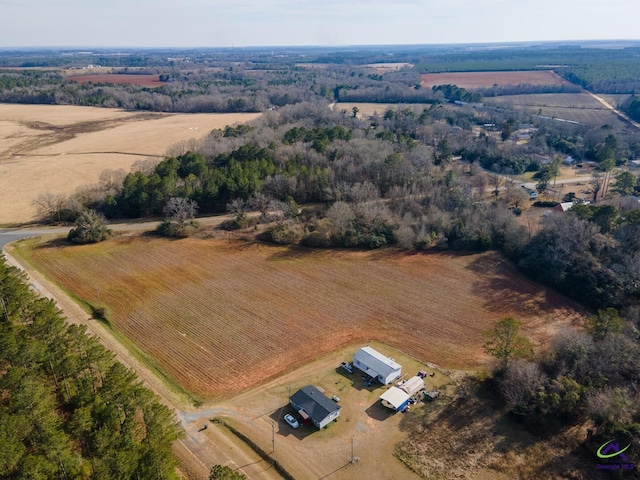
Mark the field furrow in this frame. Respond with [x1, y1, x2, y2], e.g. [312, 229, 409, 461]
[21, 236, 586, 398]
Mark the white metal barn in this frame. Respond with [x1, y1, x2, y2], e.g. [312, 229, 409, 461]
[352, 346, 402, 385]
[380, 376, 425, 411]
[380, 387, 410, 411]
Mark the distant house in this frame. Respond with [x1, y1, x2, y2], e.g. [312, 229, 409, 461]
[353, 346, 402, 385]
[531, 154, 551, 165]
[630, 160, 640, 169]
[289, 386, 341, 429]
[553, 202, 575, 213]
[562, 156, 576, 166]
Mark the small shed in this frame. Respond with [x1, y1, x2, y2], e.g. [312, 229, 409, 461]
[380, 387, 410, 411]
[290, 385, 341, 429]
[398, 376, 425, 397]
[353, 346, 402, 385]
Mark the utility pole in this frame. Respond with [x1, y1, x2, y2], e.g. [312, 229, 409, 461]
[271, 421, 275, 454]
[351, 437, 354, 463]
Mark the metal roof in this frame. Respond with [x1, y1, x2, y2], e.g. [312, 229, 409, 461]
[290, 385, 340, 424]
[354, 346, 402, 378]
[380, 387, 410, 409]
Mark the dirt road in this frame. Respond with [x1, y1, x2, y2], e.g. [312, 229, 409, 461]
[587, 91, 640, 129]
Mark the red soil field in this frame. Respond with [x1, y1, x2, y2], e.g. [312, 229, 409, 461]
[67, 74, 167, 87]
[421, 70, 569, 89]
[21, 237, 586, 399]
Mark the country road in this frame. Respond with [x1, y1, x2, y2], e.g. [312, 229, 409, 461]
[1, 214, 284, 480]
[587, 91, 640, 129]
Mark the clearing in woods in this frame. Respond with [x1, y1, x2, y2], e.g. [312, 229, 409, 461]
[421, 70, 569, 89]
[15, 235, 586, 400]
[67, 73, 168, 87]
[0, 104, 260, 224]
[485, 93, 628, 127]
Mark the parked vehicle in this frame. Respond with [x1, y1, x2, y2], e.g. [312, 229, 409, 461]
[340, 362, 354, 374]
[284, 413, 299, 429]
[332, 395, 340, 402]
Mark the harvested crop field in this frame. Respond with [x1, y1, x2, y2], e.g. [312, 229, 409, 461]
[17, 236, 586, 399]
[485, 93, 627, 127]
[421, 70, 569, 89]
[67, 73, 167, 87]
[0, 104, 260, 224]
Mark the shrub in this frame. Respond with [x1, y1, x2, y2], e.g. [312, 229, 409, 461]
[67, 210, 112, 244]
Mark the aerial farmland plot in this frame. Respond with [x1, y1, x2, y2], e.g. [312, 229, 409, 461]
[421, 70, 569, 89]
[66, 73, 168, 87]
[485, 93, 628, 127]
[14, 235, 586, 400]
[0, 104, 260, 225]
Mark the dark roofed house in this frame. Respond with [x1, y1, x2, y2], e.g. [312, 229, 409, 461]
[289, 385, 341, 429]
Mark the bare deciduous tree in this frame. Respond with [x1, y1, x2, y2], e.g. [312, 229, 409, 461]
[163, 197, 198, 227]
[502, 360, 547, 414]
[33, 192, 68, 224]
[590, 173, 604, 203]
[327, 201, 355, 233]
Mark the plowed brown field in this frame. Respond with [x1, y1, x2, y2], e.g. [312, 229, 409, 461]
[67, 74, 167, 87]
[19, 236, 586, 399]
[421, 70, 569, 89]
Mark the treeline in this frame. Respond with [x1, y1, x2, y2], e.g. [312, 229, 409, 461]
[432, 84, 481, 103]
[484, 313, 640, 464]
[42, 100, 640, 311]
[0, 259, 183, 479]
[0, 62, 435, 111]
[622, 95, 640, 123]
[478, 83, 582, 97]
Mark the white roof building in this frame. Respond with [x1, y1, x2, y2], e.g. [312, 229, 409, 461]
[353, 346, 402, 385]
[380, 387, 410, 411]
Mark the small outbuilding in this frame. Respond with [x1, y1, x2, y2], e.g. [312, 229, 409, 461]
[353, 346, 402, 385]
[398, 376, 425, 397]
[290, 385, 341, 429]
[380, 376, 425, 411]
[380, 387, 411, 411]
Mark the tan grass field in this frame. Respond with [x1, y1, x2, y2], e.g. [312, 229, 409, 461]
[0, 104, 260, 224]
[16, 235, 586, 400]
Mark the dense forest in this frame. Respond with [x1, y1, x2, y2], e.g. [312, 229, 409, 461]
[38, 98, 640, 315]
[2, 42, 640, 113]
[0, 259, 183, 479]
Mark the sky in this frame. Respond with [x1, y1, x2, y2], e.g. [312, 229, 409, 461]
[0, 0, 638, 48]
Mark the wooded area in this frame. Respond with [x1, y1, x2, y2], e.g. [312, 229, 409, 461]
[0, 259, 183, 479]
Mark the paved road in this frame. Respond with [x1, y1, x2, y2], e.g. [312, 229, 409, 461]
[0, 213, 239, 250]
[1, 212, 284, 480]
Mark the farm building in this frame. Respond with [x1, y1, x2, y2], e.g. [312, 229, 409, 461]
[289, 385, 341, 429]
[380, 387, 411, 411]
[353, 346, 402, 385]
[398, 376, 425, 396]
[380, 376, 425, 411]
[553, 201, 575, 213]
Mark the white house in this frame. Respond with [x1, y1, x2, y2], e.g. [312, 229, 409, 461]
[353, 346, 402, 385]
